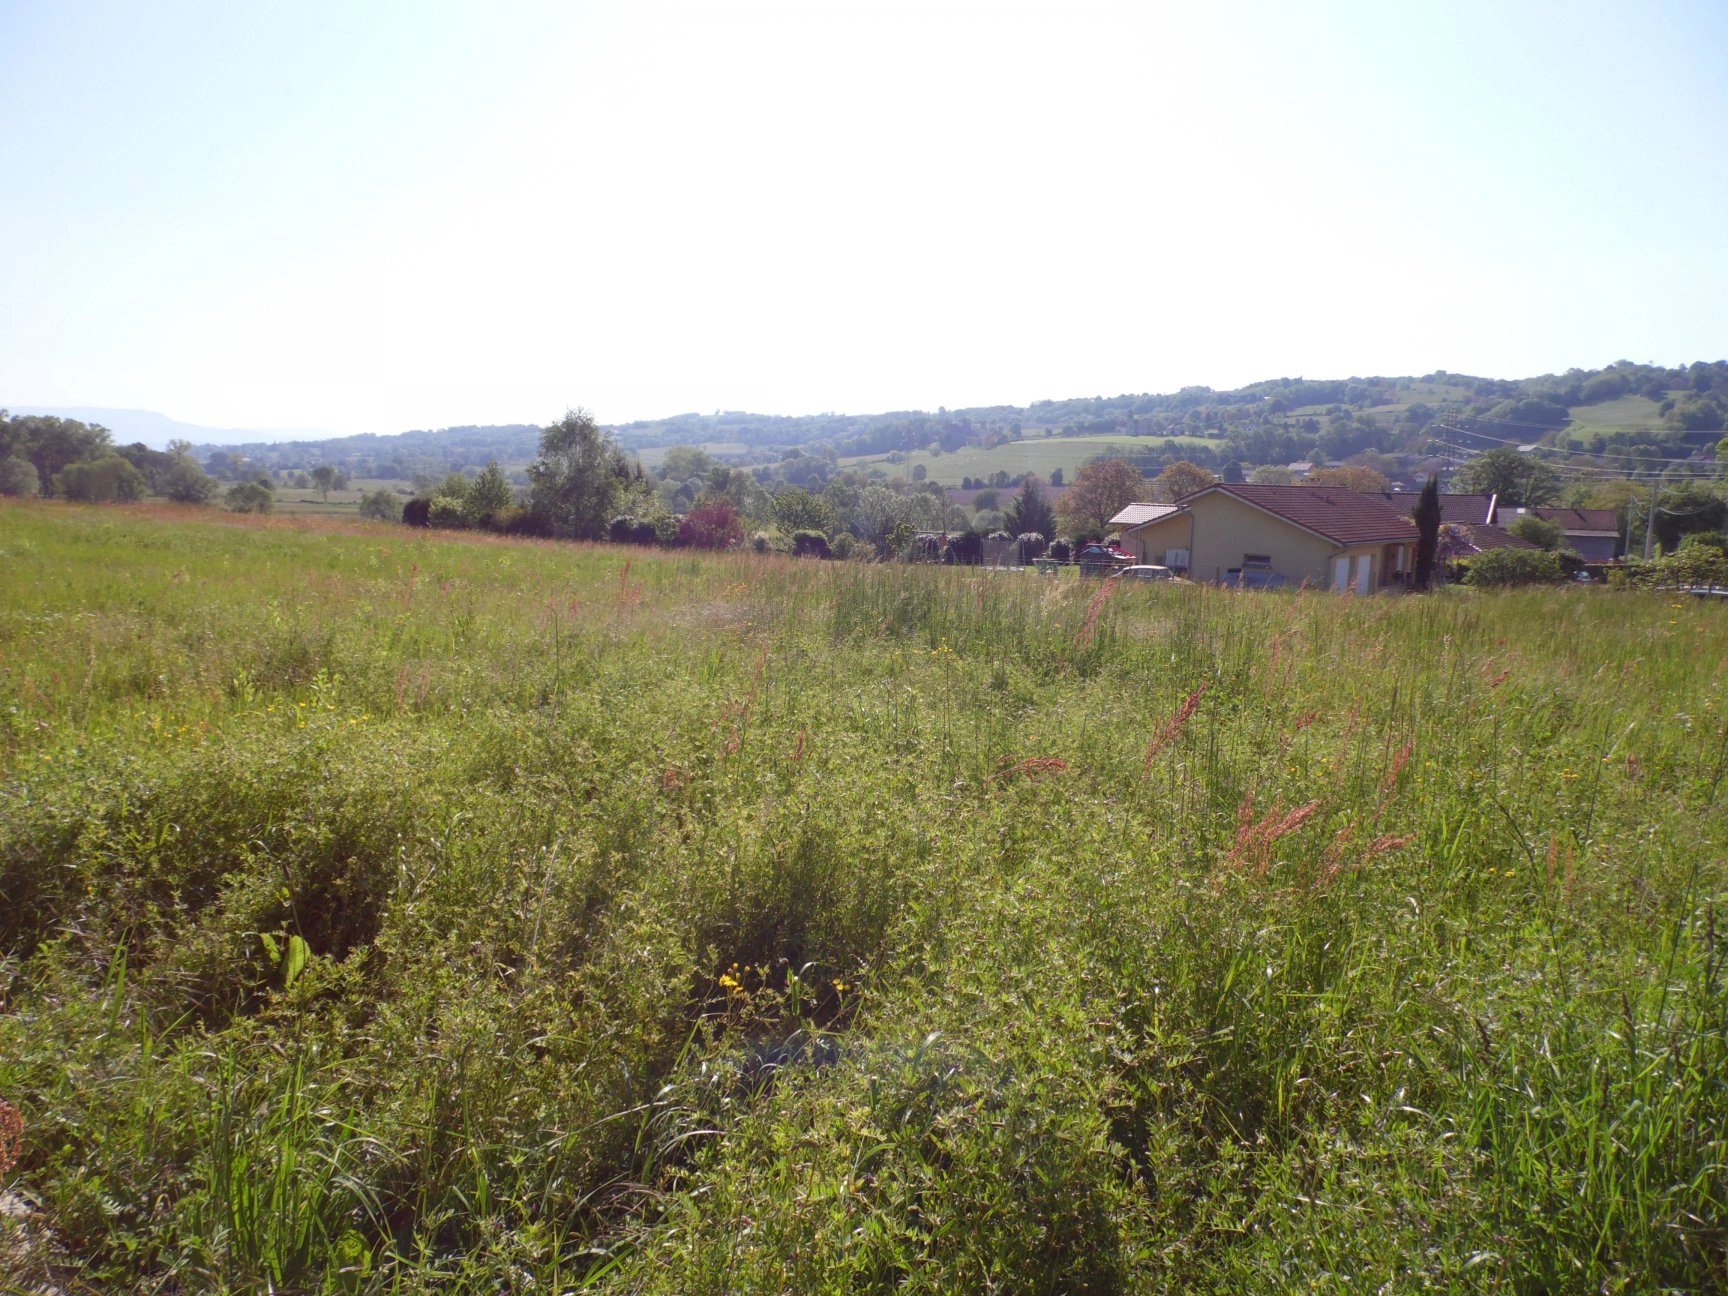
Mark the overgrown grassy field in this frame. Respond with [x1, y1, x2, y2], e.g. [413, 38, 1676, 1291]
[2, 501, 1725, 1293]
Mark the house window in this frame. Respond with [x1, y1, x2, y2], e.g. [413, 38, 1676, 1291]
[1242, 553, 1272, 570]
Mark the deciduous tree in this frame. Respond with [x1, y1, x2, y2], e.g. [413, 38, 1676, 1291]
[55, 455, 146, 502]
[358, 489, 399, 521]
[1151, 460, 1216, 503]
[528, 409, 632, 540]
[0, 456, 40, 497]
[1506, 515, 1566, 551]
[771, 488, 835, 536]
[678, 497, 743, 549]
[1, 414, 112, 495]
[1059, 459, 1147, 534]
[1456, 448, 1559, 506]
[225, 478, 274, 513]
[1301, 465, 1389, 492]
[465, 461, 514, 524]
[162, 452, 217, 504]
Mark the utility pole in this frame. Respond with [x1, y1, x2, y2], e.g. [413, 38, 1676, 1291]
[1643, 479, 1662, 560]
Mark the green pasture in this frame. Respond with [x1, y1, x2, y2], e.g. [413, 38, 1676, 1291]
[844, 433, 1217, 485]
[631, 442, 750, 472]
[1563, 393, 1670, 437]
[1, 500, 1725, 1293]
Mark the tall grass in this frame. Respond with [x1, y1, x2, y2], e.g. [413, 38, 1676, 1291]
[1, 498, 1725, 1292]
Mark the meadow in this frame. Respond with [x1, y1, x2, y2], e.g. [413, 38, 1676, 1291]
[1, 500, 1725, 1293]
[841, 432, 1215, 485]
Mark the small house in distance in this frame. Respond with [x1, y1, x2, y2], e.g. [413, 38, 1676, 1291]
[1371, 492, 1498, 527]
[1119, 483, 1421, 593]
[1526, 507, 1623, 561]
[1106, 502, 1179, 532]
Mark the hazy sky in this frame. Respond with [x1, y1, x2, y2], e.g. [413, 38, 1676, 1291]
[3, 0, 1726, 436]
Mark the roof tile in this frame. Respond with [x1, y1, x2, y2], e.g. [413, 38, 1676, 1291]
[1196, 484, 1420, 545]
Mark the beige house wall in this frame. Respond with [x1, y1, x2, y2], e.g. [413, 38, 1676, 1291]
[1125, 513, 1193, 566]
[1128, 494, 1405, 591]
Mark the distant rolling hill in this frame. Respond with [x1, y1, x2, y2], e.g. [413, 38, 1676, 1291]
[2, 407, 333, 451]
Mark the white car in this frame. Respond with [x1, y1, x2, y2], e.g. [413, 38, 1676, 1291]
[1110, 564, 1178, 582]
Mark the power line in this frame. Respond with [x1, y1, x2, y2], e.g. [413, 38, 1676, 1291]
[1432, 418, 1717, 467]
[1426, 442, 1720, 484]
[1424, 432, 1722, 477]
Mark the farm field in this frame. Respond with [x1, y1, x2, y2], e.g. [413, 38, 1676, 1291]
[264, 478, 414, 518]
[2, 501, 1726, 1292]
[843, 432, 1217, 485]
[1561, 394, 1672, 443]
[629, 441, 750, 471]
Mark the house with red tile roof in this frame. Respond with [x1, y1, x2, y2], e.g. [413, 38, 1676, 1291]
[1524, 507, 1622, 561]
[1439, 522, 1540, 557]
[1370, 491, 1499, 526]
[1119, 483, 1421, 593]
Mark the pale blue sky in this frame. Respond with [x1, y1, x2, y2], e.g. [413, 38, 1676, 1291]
[3, 0, 1725, 436]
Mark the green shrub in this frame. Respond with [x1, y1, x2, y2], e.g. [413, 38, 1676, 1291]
[427, 495, 468, 528]
[1464, 547, 1566, 587]
[791, 529, 831, 558]
[358, 489, 399, 521]
[0, 455, 39, 496]
[224, 479, 274, 513]
[56, 454, 147, 503]
[1506, 514, 1566, 551]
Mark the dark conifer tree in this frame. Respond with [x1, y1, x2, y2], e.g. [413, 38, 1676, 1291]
[1413, 474, 1441, 590]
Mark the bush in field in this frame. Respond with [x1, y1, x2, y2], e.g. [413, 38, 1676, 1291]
[791, 529, 831, 558]
[492, 504, 536, 535]
[1048, 538, 1072, 563]
[830, 531, 855, 559]
[1679, 531, 1728, 556]
[224, 479, 274, 513]
[428, 496, 469, 529]
[56, 454, 147, 503]
[162, 454, 218, 504]
[1612, 545, 1728, 589]
[358, 489, 399, 521]
[0, 455, 40, 497]
[464, 461, 514, 526]
[678, 498, 743, 549]
[771, 487, 835, 536]
[1464, 547, 1566, 587]
[401, 497, 431, 526]
[609, 515, 661, 545]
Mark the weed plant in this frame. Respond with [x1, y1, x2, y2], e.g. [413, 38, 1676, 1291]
[1, 500, 1725, 1292]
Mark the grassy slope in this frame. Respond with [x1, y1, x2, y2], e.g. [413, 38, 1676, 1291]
[1, 501, 1726, 1293]
[843, 433, 1216, 486]
[1558, 394, 1677, 451]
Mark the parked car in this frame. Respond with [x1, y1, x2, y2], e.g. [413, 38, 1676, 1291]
[1222, 569, 1289, 590]
[1109, 564, 1178, 583]
[1077, 543, 1135, 577]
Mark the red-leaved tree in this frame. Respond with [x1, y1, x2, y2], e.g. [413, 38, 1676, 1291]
[678, 498, 744, 549]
